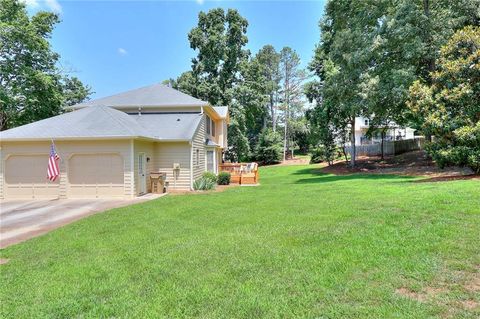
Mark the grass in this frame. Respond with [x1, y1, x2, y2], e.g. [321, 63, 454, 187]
[1, 165, 479, 318]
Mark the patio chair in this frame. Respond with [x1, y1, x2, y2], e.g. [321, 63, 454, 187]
[240, 162, 258, 185]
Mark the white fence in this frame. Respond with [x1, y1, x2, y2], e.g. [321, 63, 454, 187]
[345, 138, 425, 157]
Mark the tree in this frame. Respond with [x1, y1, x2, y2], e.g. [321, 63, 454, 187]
[175, 8, 251, 161]
[0, 0, 91, 130]
[254, 45, 281, 131]
[62, 77, 92, 107]
[368, 0, 480, 142]
[308, 1, 378, 167]
[229, 58, 269, 159]
[252, 128, 283, 165]
[279, 47, 306, 161]
[408, 26, 480, 173]
[186, 8, 249, 106]
[307, 0, 479, 166]
[225, 111, 249, 162]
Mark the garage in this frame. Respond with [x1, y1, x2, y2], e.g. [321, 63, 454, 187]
[4, 154, 59, 199]
[68, 154, 124, 198]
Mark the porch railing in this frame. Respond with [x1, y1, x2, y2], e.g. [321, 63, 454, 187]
[219, 163, 259, 185]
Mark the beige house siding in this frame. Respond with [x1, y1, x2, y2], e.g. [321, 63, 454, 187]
[0, 140, 133, 199]
[0, 147, 3, 199]
[133, 140, 155, 195]
[192, 116, 206, 181]
[153, 142, 191, 190]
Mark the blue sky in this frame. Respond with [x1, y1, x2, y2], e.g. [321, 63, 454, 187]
[26, 0, 325, 99]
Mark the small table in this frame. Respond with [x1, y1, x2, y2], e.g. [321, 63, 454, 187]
[150, 172, 167, 193]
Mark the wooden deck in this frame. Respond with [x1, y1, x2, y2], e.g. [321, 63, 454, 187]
[219, 163, 259, 185]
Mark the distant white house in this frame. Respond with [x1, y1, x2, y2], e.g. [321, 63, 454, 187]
[353, 116, 415, 146]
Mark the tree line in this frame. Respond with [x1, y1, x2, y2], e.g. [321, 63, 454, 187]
[165, 8, 309, 164]
[172, 3, 479, 172]
[2, 0, 478, 172]
[306, 0, 479, 171]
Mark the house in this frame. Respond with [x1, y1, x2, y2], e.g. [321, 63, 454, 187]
[353, 116, 415, 145]
[0, 84, 228, 199]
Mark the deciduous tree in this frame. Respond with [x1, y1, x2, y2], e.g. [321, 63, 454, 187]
[0, 0, 91, 130]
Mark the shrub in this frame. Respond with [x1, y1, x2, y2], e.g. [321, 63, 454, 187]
[217, 172, 231, 185]
[310, 147, 326, 164]
[408, 26, 480, 174]
[193, 177, 216, 191]
[253, 128, 283, 164]
[310, 145, 338, 165]
[426, 123, 480, 174]
[202, 172, 217, 184]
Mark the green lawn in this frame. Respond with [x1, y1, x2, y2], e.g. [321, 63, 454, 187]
[1, 165, 479, 318]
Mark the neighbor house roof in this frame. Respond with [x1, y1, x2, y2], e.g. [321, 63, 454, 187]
[0, 106, 202, 142]
[72, 83, 209, 109]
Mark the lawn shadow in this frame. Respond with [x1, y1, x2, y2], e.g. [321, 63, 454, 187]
[292, 167, 417, 184]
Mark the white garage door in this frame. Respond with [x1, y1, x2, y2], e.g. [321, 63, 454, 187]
[68, 154, 124, 198]
[4, 155, 59, 199]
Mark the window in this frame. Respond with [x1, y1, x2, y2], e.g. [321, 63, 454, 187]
[206, 151, 214, 172]
[206, 115, 211, 135]
[206, 115, 216, 137]
[196, 149, 199, 167]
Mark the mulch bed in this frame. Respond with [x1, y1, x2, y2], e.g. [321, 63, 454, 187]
[321, 150, 478, 181]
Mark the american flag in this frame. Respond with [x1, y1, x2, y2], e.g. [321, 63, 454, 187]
[47, 142, 60, 181]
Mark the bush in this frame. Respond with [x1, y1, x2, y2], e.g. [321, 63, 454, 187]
[193, 177, 216, 191]
[217, 172, 231, 185]
[202, 172, 217, 184]
[310, 145, 338, 165]
[310, 147, 326, 164]
[426, 123, 480, 174]
[253, 128, 283, 164]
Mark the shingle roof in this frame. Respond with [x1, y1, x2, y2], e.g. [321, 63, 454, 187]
[0, 106, 202, 141]
[73, 83, 209, 109]
[205, 139, 220, 147]
[131, 113, 203, 141]
[212, 106, 228, 118]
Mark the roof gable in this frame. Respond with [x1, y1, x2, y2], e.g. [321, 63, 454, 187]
[0, 106, 203, 141]
[73, 83, 208, 109]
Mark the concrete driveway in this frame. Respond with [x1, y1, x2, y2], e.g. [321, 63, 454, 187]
[0, 195, 164, 248]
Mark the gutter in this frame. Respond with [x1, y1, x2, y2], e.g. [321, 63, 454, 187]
[0, 136, 192, 143]
[71, 103, 209, 110]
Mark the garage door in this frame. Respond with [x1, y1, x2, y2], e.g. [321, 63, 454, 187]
[68, 154, 124, 198]
[4, 155, 59, 199]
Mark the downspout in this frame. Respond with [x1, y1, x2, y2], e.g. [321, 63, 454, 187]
[189, 140, 193, 191]
[130, 139, 135, 198]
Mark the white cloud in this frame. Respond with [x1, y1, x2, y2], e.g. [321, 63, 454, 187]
[21, 0, 40, 8]
[21, 0, 62, 13]
[45, 0, 62, 13]
[118, 48, 128, 56]
[196, 0, 205, 4]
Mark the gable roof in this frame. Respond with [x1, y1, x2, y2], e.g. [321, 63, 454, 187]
[131, 113, 203, 141]
[73, 83, 209, 109]
[0, 106, 202, 142]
